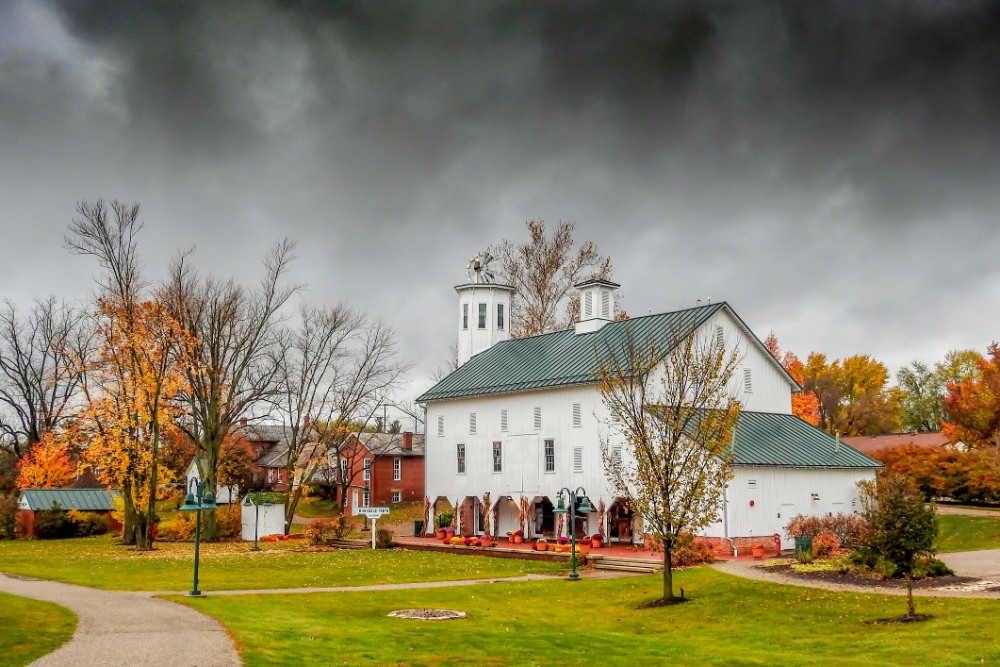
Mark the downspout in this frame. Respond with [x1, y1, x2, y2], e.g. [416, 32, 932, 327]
[722, 423, 738, 557]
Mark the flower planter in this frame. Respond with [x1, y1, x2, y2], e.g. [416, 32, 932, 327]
[577, 543, 591, 555]
[534, 542, 548, 552]
[513, 535, 524, 544]
[751, 544, 764, 559]
[435, 528, 446, 539]
[591, 539, 602, 548]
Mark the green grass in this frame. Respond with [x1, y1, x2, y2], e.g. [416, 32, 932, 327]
[936, 514, 1000, 552]
[176, 567, 1000, 667]
[0, 536, 560, 591]
[293, 497, 343, 519]
[0, 592, 76, 667]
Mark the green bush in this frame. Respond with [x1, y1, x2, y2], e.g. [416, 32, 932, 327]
[912, 556, 953, 579]
[35, 505, 77, 539]
[436, 510, 454, 528]
[0, 496, 17, 540]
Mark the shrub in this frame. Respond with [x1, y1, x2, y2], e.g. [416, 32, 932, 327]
[213, 506, 243, 539]
[811, 530, 839, 559]
[0, 496, 17, 539]
[158, 512, 196, 541]
[785, 513, 868, 547]
[436, 510, 454, 528]
[305, 519, 334, 545]
[35, 505, 76, 539]
[912, 556, 953, 579]
[67, 510, 111, 537]
[671, 541, 716, 567]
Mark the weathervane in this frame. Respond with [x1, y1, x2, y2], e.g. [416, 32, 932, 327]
[466, 251, 496, 284]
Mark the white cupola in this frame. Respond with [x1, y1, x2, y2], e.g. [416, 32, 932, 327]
[455, 252, 514, 366]
[574, 278, 620, 335]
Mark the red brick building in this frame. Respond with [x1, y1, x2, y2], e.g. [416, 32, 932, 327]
[341, 432, 424, 514]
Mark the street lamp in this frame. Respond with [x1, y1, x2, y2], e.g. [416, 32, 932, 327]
[180, 478, 218, 597]
[242, 491, 272, 552]
[553, 487, 595, 581]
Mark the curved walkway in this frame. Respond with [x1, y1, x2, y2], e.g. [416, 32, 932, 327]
[0, 574, 241, 667]
[712, 550, 1000, 599]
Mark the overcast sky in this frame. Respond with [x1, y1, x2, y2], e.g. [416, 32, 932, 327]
[2, 1, 999, 417]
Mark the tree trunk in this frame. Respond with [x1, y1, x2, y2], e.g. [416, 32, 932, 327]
[663, 547, 674, 601]
[906, 572, 916, 616]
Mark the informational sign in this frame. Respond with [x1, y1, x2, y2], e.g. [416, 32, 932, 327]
[354, 507, 390, 519]
[354, 506, 391, 548]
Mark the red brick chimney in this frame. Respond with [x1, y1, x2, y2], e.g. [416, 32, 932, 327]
[403, 432, 413, 450]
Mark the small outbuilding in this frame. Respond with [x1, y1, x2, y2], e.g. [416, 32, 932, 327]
[16, 488, 121, 538]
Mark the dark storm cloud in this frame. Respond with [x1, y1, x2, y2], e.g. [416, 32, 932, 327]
[3, 0, 1000, 395]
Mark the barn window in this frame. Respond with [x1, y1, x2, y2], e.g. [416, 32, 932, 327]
[544, 439, 555, 473]
[456, 444, 466, 474]
[469, 412, 477, 434]
[478, 303, 487, 329]
[572, 403, 582, 428]
[391, 491, 401, 503]
[462, 303, 469, 330]
[492, 441, 503, 473]
[715, 325, 724, 348]
[533, 407, 542, 430]
[747, 479, 758, 488]
[744, 368, 753, 393]
[500, 409, 508, 432]
[497, 304, 505, 330]
[437, 415, 444, 437]
[393, 458, 401, 481]
[573, 447, 583, 473]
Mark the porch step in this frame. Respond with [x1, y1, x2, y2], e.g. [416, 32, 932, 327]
[589, 555, 663, 574]
[327, 539, 368, 550]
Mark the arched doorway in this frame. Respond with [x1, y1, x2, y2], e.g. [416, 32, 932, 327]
[530, 496, 555, 538]
[493, 496, 519, 538]
[431, 496, 452, 534]
[459, 495, 483, 536]
[608, 497, 635, 544]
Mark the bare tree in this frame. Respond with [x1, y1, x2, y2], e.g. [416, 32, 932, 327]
[165, 241, 297, 539]
[0, 298, 92, 457]
[491, 220, 613, 337]
[599, 329, 743, 604]
[272, 304, 404, 528]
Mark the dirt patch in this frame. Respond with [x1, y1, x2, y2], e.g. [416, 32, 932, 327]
[638, 597, 690, 609]
[387, 608, 467, 620]
[867, 613, 934, 625]
[760, 563, 989, 591]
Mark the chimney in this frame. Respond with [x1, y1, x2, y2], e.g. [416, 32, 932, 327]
[403, 432, 413, 450]
[239, 417, 248, 427]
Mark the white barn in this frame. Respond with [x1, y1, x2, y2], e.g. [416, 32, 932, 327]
[417, 266, 879, 551]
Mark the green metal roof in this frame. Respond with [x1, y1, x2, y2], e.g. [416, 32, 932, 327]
[733, 412, 881, 468]
[418, 303, 727, 402]
[18, 488, 118, 511]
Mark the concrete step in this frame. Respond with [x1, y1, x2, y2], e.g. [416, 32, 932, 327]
[327, 539, 368, 550]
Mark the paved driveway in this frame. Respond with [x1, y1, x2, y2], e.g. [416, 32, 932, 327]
[939, 549, 1000, 579]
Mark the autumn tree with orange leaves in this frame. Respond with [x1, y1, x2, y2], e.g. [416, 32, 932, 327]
[67, 200, 192, 549]
[16, 432, 77, 488]
[764, 334, 820, 426]
[943, 342, 1000, 454]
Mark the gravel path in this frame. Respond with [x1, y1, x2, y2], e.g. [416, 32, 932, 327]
[0, 574, 241, 667]
[935, 505, 1000, 517]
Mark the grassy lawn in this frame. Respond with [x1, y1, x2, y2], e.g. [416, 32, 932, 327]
[936, 514, 1000, 552]
[0, 592, 76, 667]
[293, 497, 343, 519]
[0, 536, 560, 591]
[177, 567, 1000, 667]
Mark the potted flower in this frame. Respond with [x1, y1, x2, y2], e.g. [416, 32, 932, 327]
[556, 536, 570, 553]
[751, 543, 764, 559]
[463, 536, 473, 547]
[577, 537, 592, 555]
[590, 533, 604, 548]
[435, 526, 446, 539]
[512, 529, 525, 544]
[534, 538, 548, 552]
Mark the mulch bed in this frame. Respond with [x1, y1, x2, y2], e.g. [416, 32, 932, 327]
[761, 563, 995, 592]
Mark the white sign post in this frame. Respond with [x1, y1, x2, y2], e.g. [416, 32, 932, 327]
[354, 506, 390, 549]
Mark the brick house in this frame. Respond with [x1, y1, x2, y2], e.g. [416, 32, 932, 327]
[340, 432, 425, 514]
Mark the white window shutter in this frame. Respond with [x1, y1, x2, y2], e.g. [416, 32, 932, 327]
[533, 407, 542, 430]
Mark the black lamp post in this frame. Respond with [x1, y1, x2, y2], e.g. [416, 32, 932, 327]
[242, 491, 272, 552]
[180, 478, 218, 597]
[553, 487, 595, 581]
